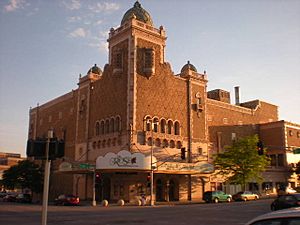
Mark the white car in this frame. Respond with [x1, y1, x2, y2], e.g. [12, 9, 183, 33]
[245, 207, 300, 225]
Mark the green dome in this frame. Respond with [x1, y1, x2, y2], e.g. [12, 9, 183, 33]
[88, 64, 102, 75]
[181, 61, 198, 73]
[121, 1, 153, 26]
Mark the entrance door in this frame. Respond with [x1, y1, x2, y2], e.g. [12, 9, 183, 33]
[156, 179, 164, 201]
[102, 177, 111, 201]
[169, 179, 177, 201]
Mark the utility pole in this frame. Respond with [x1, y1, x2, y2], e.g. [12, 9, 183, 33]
[42, 129, 53, 225]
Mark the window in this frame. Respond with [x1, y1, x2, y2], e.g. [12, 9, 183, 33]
[105, 120, 109, 134]
[176, 141, 182, 149]
[145, 116, 151, 131]
[115, 117, 120, 132]
[167, 121, 173, 134]
[155, 138, 161, 147]
[277, 154, 284, 167]
[100, 121, 105, 135]
[289, 130, 293, 136]
[153, 117, 159, 132]
[162, 139, 168, 148]
[144, 49, 154, 69]
[160, 119, 166, 133]
[169, 140, 175, 148]
[270, 155, 276, 167]
[109, 118, 114, 133]
[114, 51, 123, 71]
[95, 122, 100, 136]
[174, 121, 180, 135]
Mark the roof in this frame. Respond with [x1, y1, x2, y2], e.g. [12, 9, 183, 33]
[121, 1, 153, 26]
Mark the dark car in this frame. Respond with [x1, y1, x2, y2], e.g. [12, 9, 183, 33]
[2, 193, 17, 202]
[54, 194, 80, 206]
[203, 191, 232, 203]
[16, 194, 32, 203]
[232, 191, 259, 201]
[271, 193, 300, 211]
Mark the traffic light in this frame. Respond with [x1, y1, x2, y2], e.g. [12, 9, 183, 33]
[26, 138, 65, 160]
[49, 138, 65, 159]
[257, 141, 264, 155]
[95, 173, 101, 183]
[33, 139, 47, 159]
[181, 148, 186, 160]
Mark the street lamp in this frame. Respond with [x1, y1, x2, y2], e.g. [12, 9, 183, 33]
[147, 118, 158, 206]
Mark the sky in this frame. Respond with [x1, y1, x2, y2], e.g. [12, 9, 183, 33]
[0, 0, 299, 157]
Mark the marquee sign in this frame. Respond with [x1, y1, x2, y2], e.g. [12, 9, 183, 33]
[157, 161, 214, 174]
[96, 150, 156, 170]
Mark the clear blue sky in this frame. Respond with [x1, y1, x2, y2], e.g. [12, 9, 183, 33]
[0, 0, 299, 156]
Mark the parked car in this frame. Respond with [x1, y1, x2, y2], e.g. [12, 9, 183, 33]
[232, 191, 259, 201]
[2, 193, 17, 202]
[16, 193, 32, 203]
[271, 193, 300, 211]
[203, 191, 232, 203]
[0, 192, 7, 199]
[54, 194, 80, 206]
[245, 207, 300, 225]
[277, 187, 297, 196]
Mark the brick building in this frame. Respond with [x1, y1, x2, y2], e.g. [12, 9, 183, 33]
[0, 152, 24, 191]
[28, 2, 300, 203]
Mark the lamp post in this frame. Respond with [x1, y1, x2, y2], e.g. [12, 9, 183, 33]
[150, 126, 154, 206]
[92, 168, 96, 206]
[147, 118, 158, 206]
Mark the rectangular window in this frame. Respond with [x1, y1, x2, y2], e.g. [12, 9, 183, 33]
[270, 155, 276, 167]
[277, 154, 284, 167]
[115, 52, 122, 69]
[144, 50, 153, 68]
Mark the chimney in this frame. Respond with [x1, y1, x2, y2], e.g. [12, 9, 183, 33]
[234, 86, 240, 105]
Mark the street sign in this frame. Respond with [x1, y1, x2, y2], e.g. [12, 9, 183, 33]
[293, 148, 300, 154]
[79, 163, 95, 169]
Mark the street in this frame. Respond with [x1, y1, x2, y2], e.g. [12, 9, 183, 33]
[0, 199, 273, 225]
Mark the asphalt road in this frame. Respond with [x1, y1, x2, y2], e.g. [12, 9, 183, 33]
[0, 199, 274, 225]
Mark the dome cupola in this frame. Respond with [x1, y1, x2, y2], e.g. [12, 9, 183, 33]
[181, 61, 198, 73]
[121, 1, 153, 26]
[88, 64, 102, 75]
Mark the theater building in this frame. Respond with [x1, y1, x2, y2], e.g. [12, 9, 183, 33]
[28, 2, 300, 203]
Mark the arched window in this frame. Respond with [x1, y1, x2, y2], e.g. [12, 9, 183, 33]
[107, 139, 111, 147]
[153, 117, 159, 132]
[160, 119, 166, 133]
[105, 119, 109, 134]
[162, 139, 168, 148]
[147, 137, 153, 146]
[95, 122, 100, 136]
[115, 116, 120, 132]
[176, 141, 182, 149]
[97, 140, 101, 149]
[155, 138, 161, 147]
[167, 120, 173, 134]
[170, 140, 175, 148]
[109, 118, 114, 133]
[174, 121, 180, 135]
[100, 121, 105, 135]
[145, 116, 151, 131]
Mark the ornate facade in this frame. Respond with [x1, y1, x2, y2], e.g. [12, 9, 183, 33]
[28, 2, 300, 203]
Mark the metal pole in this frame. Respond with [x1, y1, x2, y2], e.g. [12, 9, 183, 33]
[92, 169, 96, 206]
[42, 130, 53, 225]
[150, 120, 154, 206]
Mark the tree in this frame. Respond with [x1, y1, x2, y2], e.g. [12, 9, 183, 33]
[1, 160, 43, 193]
[213, 135, 270, 191]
